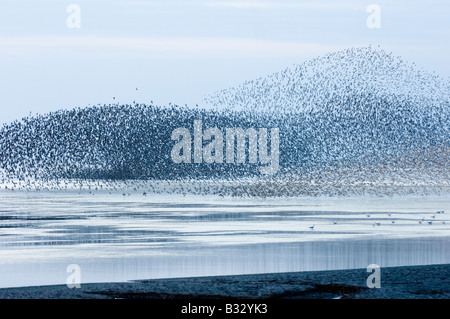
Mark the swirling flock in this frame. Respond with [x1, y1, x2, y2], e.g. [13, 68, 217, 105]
[1, 47, 448, 196]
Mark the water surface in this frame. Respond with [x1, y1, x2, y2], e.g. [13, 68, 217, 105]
[0, 190, 449, 288]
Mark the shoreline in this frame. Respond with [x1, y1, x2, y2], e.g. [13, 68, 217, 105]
[1, 263, 449, 299]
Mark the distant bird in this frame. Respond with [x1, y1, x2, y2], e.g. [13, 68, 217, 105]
[309, 225, 315, 230]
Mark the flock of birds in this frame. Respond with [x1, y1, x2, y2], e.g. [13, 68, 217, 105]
[204, 46, 450, 114]
[306, 209, 447, 232]
[0, 46, 448, 197]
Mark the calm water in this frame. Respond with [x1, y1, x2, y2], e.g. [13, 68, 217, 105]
[0, 189, 449, 288]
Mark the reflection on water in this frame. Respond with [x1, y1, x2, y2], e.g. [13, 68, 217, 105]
[0, 190, 449, 288]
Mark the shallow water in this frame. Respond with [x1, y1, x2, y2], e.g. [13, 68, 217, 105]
[0, 189, 449, 288]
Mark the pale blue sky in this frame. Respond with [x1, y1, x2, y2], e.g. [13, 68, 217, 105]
[0, 0, 449, 124]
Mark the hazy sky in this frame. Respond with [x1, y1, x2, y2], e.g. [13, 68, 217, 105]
[0, 0, 449, 124]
